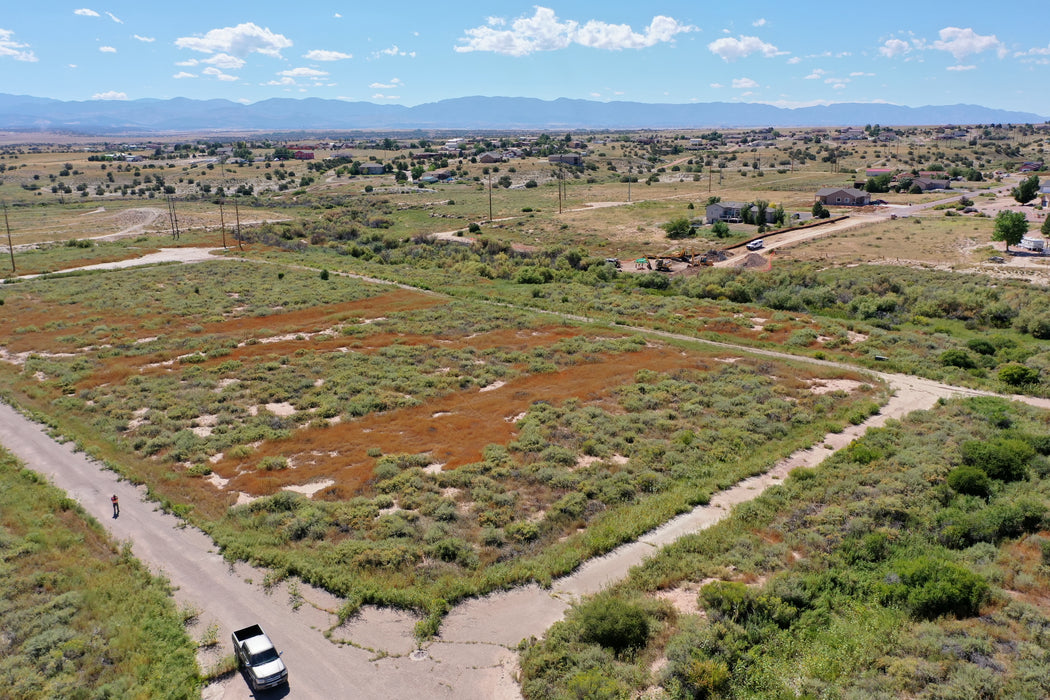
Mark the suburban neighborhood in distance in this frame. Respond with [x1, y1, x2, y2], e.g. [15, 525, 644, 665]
[3, 4, 1050, 699]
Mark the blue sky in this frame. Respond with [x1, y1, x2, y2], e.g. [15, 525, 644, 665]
[2, 2, 1048, 116]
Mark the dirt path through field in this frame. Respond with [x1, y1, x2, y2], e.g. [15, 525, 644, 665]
[3, 248, 1050, 699]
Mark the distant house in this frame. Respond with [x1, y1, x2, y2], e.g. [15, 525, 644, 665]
[548, 154, 583, 166]
[912, 177, 951, 192]
[359, 163, 385, 175]
[865, 168, 893, 178]
[478, 151, 503, 164]
[815, 187, 871, 206]
[292, 150, 314, 160]
[705, 201, 778, 225]
[1020, 161, 1044, 173]
[705, 201, 749, 224]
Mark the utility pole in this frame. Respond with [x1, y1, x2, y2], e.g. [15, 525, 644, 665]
[3, 201, 13, 273]
[234, 196, 243, 251]
[218, 199, 227, 249]
[166, 196, 180, 240]
[557, 167, 563, 214]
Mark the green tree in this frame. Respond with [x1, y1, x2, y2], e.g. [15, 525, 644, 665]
[663, 217, 694, 239]
[812, 201, 830, 219]
[865, 174, 892, 193]
[1012, 174, 1040, 204]
[992, 210, 1028, 251]
[1042, 215, 1050, 238]
[711, 220, 731, 238]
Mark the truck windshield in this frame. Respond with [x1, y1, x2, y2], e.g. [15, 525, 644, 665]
[250, 648, 280, 665]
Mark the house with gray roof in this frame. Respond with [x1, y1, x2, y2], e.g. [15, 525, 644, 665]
[912, 177, 951, 192]
[815, 187, 870, 206]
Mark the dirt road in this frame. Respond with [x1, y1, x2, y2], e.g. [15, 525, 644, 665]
[3, 247, 1049, 699]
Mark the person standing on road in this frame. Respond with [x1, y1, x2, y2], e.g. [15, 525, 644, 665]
[111, 494, 119, 518]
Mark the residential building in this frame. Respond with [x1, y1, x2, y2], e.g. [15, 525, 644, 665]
[815, 187, 871, 206]
[911, 177, 951, 192]
[549, 154, 583, 166]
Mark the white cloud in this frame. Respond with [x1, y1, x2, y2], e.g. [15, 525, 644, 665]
[106, 11, 122, 24]
[590, 91, 602, 98]
[787, 56, 801, 64]
[99, 46, 116, 53]
[372, 45, 416, 59]
[708, 35, 785, 61]
[266, 77, 296, 86]
[709, 82, 724, 88]
[133, 35, 155, 43]
[455, 7, 694, 56]
[752, 18, 766, 27]
[278, 67, 328, 78]
[92, 90, 127, 100]
[69, 63, 77, 68]
[804, 69, 825, 79]
[175, 22, 292, 58]
[849, 71, 874, 77]
[172, 71, 196, 79]
[175, 59, 198, 66]
[203, 53, 245, 70]
[334, 13, 342, 18]
[304, 49, 352, 61]
[74, 8, 99, 17]
[573, 15, 695, 50]
[369, 78, 402, 89]
[0, 28, 37, 62]
[878, 38, 911, 58]
[946, 64, 976, 71]
[1017, 44, 1050, 57]
[372, 93, 400, 100]
[931, 27, 1003, 60]
[832, 83, 847, 90]
[732, 77, 758, 89]
[825, 77, 849, 85]
[202, 66, 237, 81]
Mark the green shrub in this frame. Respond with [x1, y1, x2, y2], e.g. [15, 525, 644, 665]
[886, 557, 989, 620]
[946, 466, 991, 498]
[961, 438, 1034, 482]
[966, 338, 996, 356]
[577, 596, 651, 654]
[258, 456, 289, 471]
[515, 266, 554, 284]
[999, 363, 1039, 386]
[940, 349, 976, 369]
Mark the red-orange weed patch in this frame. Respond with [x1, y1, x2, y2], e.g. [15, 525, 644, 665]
[215, 343, 711, 496]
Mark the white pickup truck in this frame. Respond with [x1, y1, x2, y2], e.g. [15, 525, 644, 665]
[232, 624, 288, 691]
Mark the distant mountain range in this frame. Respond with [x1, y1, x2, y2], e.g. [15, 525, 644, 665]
[0, 93, 1045, 134]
